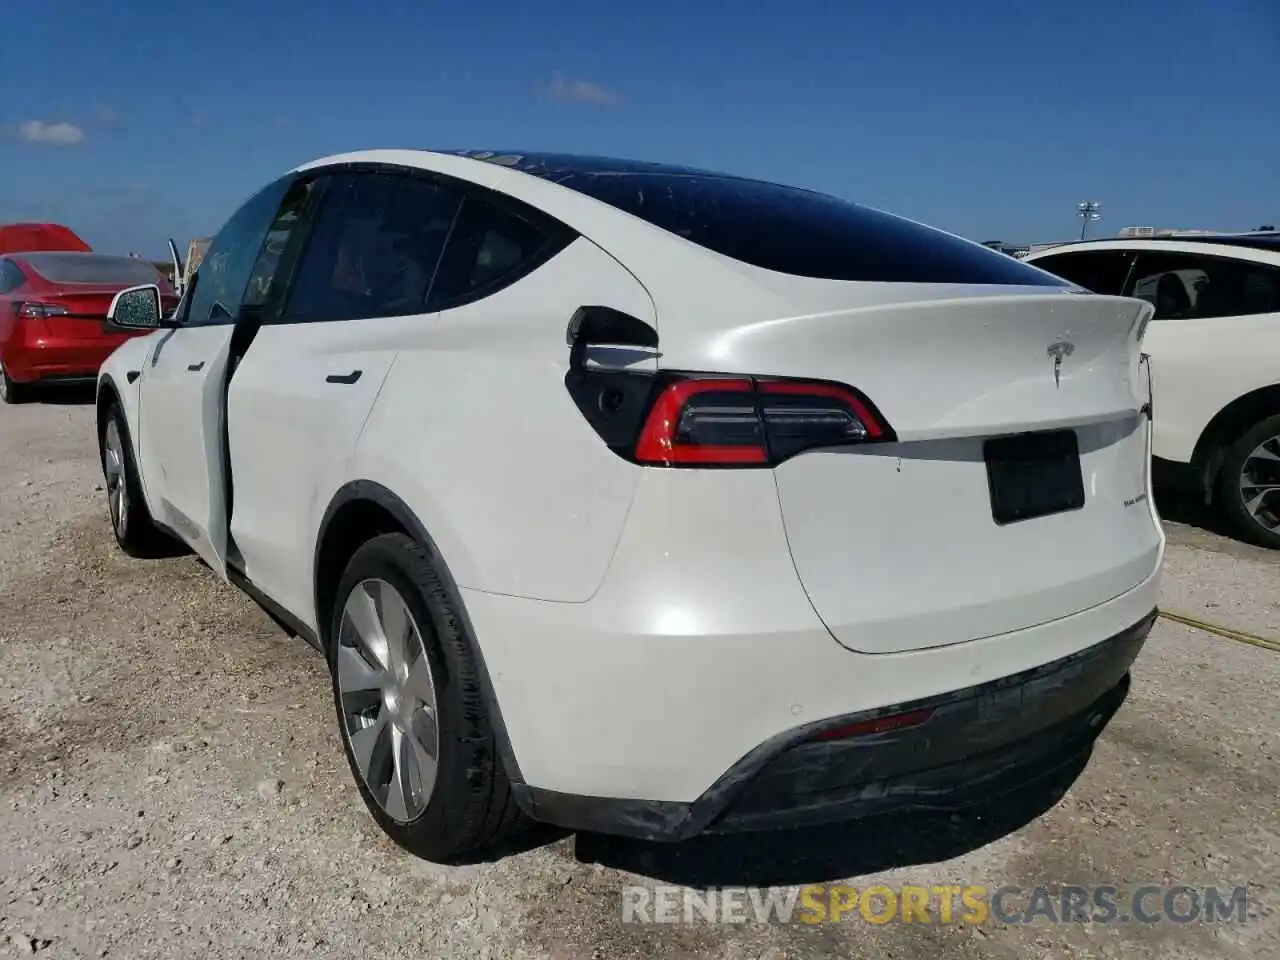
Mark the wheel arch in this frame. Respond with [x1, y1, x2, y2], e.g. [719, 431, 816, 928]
[1191, 384, 1280, 500]
[313, 481, 423, 647]
[96, 374, 121, 443]
[96, 372, 156, 515]
[313, 480, 526, 785]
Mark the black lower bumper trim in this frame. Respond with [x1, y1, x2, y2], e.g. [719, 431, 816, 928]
[33, 374, 97, 386]
[513, 609, 1157, 842]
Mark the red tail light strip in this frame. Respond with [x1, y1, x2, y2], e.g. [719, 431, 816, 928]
[633, 378, 766, 465]
[633, 374, 893, 468]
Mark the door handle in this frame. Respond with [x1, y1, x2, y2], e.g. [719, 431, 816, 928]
[187, 361, 205, 372]
[326, 370, 363, 385]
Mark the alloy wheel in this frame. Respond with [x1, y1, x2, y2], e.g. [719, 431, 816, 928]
[1238, 434, 1280, 535]
[336, 578, 440, 823]
[103, 419, 128, 536]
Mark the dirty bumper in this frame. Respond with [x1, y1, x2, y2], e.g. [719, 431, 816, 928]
[513, 609, 1157, 842]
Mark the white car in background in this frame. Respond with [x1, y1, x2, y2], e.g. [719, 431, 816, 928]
[1025, 235, 1280, 548]
[94, 150, 1162, 862]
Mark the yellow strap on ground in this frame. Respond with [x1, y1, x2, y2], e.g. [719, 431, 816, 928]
[1158, 608, 1280, 654]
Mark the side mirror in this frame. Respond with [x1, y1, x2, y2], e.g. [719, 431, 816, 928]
[105, 284, 165, 331]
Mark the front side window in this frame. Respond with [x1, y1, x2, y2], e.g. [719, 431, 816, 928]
[184, 175, 295, 326]
[1126, 252, 1280, 320]
[1029, 250, 1136, 295]
[241, 179, 317, 315]
[279, 172, 462, 323]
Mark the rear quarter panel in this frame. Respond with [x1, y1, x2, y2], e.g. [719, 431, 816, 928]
[350, 236, 658, 602]
[1143, 312, 1280, 463]
[0, 300, 16, 357]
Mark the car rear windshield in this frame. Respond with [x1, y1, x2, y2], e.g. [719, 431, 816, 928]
[21, 252, 165, 287]
[547, 171, 1066, 286]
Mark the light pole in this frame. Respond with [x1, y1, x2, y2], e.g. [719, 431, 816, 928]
[1077, 201, 1102, 240]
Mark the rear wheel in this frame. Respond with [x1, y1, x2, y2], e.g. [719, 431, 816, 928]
[1218, 413, 1280, 549]
[100, 404, 170, 557]
[0, 362, 30, 405]
[329, 533, 528, 862]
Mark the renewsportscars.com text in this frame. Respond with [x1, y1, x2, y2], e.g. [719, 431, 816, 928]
[620, 883, 1250, 926]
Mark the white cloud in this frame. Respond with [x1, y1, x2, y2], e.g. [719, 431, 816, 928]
[19, 120, 85, 145]
[547, 73, 621, 106]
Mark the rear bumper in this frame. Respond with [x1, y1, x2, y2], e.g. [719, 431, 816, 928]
[3, 338, 126, 383]
[462, 463, 1163, 814]
[513, 609, 1153, 841]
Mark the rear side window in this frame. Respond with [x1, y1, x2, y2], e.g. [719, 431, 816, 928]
[1126, 251, 1280, 320]
[548, 172, 1067, 286]
[19, 253, 165, 288]
[0, 260, 24, 294]
[427, 196, 560, 310]
[280, 172, 463, 323]
[1029, 250, 1136, 295]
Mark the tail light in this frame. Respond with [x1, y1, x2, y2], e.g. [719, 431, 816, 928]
[568, 370, 895, 468]
[634, 378, 767, 465]
[17, 302, 69, 320]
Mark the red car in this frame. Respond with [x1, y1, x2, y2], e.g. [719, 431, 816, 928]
[0, 222, 92, 256]
[0, 251, 179, 403]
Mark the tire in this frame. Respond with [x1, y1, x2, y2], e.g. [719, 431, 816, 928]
[0, 362, 31, 405]
[1217, 413, 1280, 550]
[99, 403, 171, 557]
[328, 532, 528, 862]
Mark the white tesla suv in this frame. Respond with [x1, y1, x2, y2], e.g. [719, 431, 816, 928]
[95, 150, 1163, 861]
[1025, 235, 1280, 549]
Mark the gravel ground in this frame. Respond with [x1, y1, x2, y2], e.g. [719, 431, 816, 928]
[0, 395, 1277, 959]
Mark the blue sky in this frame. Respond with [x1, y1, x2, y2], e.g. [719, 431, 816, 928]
[2, 0, 1276, 258]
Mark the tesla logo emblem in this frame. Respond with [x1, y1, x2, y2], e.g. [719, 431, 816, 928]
[1047, 341, 1075, 387]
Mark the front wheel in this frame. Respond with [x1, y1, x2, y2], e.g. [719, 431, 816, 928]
[1218, 413, 1280, 549]
[100, 405, 170, 557]
[329, 533, 528, 862]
